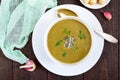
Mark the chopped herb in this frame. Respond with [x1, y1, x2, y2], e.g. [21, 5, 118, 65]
[74, 45, 78, 53]
[64, 28, 71, 35]
[55, 40, 63, 46]
[78, 30, 86, 39]
[62, 52, 67, 57]
[66, 31, 71, 35]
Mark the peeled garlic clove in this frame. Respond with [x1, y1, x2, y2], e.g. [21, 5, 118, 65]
[98, 0, 105, 4]
[83, 0, 90, 4]
[89, 0, 97, 5]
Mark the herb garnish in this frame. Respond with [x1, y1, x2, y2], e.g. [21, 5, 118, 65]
[55, 40, 63, 47]
[78, 30, 86, 39]
[64, 28, 71, 36]
[74, 45, 78, 53]
[62, 52, 67, 57]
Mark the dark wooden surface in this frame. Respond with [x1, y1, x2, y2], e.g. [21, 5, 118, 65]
[0, 0, 119, 80]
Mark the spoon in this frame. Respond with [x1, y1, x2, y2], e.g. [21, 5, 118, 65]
[57, 8, 78, 17]
[57, 8, 118, 43]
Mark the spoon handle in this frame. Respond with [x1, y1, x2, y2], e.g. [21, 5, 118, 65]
[94, 29, 118, 43]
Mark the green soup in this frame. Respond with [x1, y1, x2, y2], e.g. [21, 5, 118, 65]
[47, 19, 91, 64]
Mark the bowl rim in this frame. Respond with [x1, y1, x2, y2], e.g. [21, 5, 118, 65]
[44, 16, 95, 66]
[32, 4, 105, 76]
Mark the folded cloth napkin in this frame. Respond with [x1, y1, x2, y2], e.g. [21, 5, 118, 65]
[0, 0, 57, 64]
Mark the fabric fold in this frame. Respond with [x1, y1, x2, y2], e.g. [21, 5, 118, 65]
[0, 0, 57, 64]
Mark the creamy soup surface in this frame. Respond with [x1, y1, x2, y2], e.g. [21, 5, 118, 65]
[47, 19, 91, 64]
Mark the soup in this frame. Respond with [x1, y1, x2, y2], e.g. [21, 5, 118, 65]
[47, 19, 91, 64]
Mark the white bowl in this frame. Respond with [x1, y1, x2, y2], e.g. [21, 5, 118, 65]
[44, 16, 95, 65]
[80, 0, 111, 9]
[32, 4, 104, 76]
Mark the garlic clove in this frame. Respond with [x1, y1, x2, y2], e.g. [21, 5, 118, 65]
[19, 60, 36, 72]
[103, 11, 112, 20]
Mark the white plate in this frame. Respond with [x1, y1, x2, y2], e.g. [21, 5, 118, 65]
[80, 0, 111, 9]
[32, 4, 104, 76]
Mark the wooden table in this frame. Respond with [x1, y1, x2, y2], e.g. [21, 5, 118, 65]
[0, 0, 119, 80]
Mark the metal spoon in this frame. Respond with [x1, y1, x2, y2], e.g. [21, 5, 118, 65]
[57, 8, 78, 17]
[57, 8, 118, 43]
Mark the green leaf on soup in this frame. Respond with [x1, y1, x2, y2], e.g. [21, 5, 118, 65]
[55, 40, 63, 47]
[64, 28, 71, 35]
[74, 45, 78, 53]
[62, 52, 67, 57]
[66, 31, 71, 35]
[78, 30, 86, 39]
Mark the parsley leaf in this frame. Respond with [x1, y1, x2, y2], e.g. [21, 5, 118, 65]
[55, 40, 63, 46]
[62, 52, 67, 57]
[74, 45, 78, 53]
[64, 28, 71, 36]
[78, 30, 86, 39]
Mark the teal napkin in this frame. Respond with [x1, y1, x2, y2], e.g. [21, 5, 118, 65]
[0, 0, 57, 64]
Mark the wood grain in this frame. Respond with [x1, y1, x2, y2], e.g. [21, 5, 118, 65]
[118, 0, 120, 80]
[84, 0, 119, 80]
[0, 50, 13, 80]
[0, 0, 119, 80]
